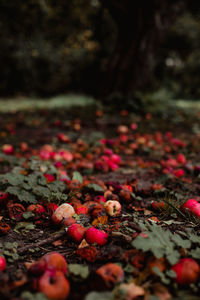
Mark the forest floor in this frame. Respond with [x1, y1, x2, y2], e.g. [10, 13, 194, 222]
[0, 98, 200, 300]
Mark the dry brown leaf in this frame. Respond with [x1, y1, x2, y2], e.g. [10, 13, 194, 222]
[148, 216, 160, 222]
[153, 283, 171, 300]
[24, 260, 35, 270]
[144, 209, 153, 215]
[10, 275, 27, 290]
[116, 282, 145, 300]
[52, 239, 63, 246]
[78, 239, 89, 249]
[92, 215, 108, 226]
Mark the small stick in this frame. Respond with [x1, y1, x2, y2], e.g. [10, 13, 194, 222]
[111, 231, 132, 243]
[18, 230, 66, 255]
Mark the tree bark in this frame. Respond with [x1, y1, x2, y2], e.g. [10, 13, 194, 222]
[100, 0, 187, 96]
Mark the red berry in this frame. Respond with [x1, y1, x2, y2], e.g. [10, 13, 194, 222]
[152, 201, 165, 210]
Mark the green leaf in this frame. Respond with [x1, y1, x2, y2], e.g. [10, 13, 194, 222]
[68, 264, 89, 279]
[132, 222, 181, 264]
[84, 292, 112, 300]
[5, 242, 14, 249]
[23, 211, 34, 219]
[86, 184, 104, 192]
[20, 189, 37, 203]
[25, 223, 36, 230]
[3, 173, 25, 186]
[14, 222, 35, 233]
[6, 187, 37, 203]
[33, 186, 51, 197]
[153, 267, 170, 284]
[190, 247, 200, 259]
[166, 250, 180, 265]
[165, 269, 177, 278]
[171, 234, 191, 249]
[21, 291, 48, 300]
[72, 171, 83, 183]
[27, 173, 41, 187]
[188, 233, 200, 244]
[12, 253, 19, 260]
[124, 263, 135, 273]
[38, 176, 47, 186]
[47, 181, 66, 193]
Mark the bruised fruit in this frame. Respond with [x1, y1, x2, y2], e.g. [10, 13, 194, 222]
[38, 270, 70, 300]
[148, 257, 166, 275]
[94, 195, 106, 204]
[2, 144, 14, 154]
[96, 263, 124, 288]
[66, 223, 86, 243]
[181, 199, 198, 210]
[30, 252, 67, 276]
[181, 199, 200, 218]
[75, 205, 89, 215]
[52, 204, 75, 225]
[86, 227, 108, 246]
[27, 204, 46, 215]
[47, 203, 59, 215]
[8, 202, 25, 221]
[0, 192, 8, 202]
[41, 252, 67, 274]
[172, 258, 200, 285]
[104, 200, 121, 217]
[119, 189, 132, 202]
[62, 217, 76, 227]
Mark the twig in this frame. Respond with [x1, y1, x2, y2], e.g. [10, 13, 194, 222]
[162, 199, 187, 219]
[18, 230, 66, 255]
[111, 231, 132, 243]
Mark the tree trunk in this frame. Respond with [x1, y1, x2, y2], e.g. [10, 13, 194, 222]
[100, 0, 186, 96]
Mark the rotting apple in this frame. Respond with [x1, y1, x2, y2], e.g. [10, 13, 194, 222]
[52, 203, 75, 225]
[104, 200, 121, 217]
[85, 227, 108, 246]
[2, 144, 14, 155]
[27, 204, 46, 215]
[181, 199, 200, 218]
[96, 263, 124, 288]
[30, 252, 68, 276]
[0, 256, 6, 271]
[66, 223, 86, 243]
[172, 258, 200, 285]
[38, 270, 70, 300]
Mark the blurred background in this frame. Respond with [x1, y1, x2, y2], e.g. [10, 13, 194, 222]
[0, 0, 200, 104]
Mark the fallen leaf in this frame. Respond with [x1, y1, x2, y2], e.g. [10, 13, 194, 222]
[52, 239, 63, 246]
[115, 282, 145, 300]
[78, 239, 90, 249]
[153, 282, 171, 300]
[92, 215, 108, 226]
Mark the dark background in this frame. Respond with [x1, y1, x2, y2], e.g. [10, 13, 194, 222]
[0, 0, 200, 101]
